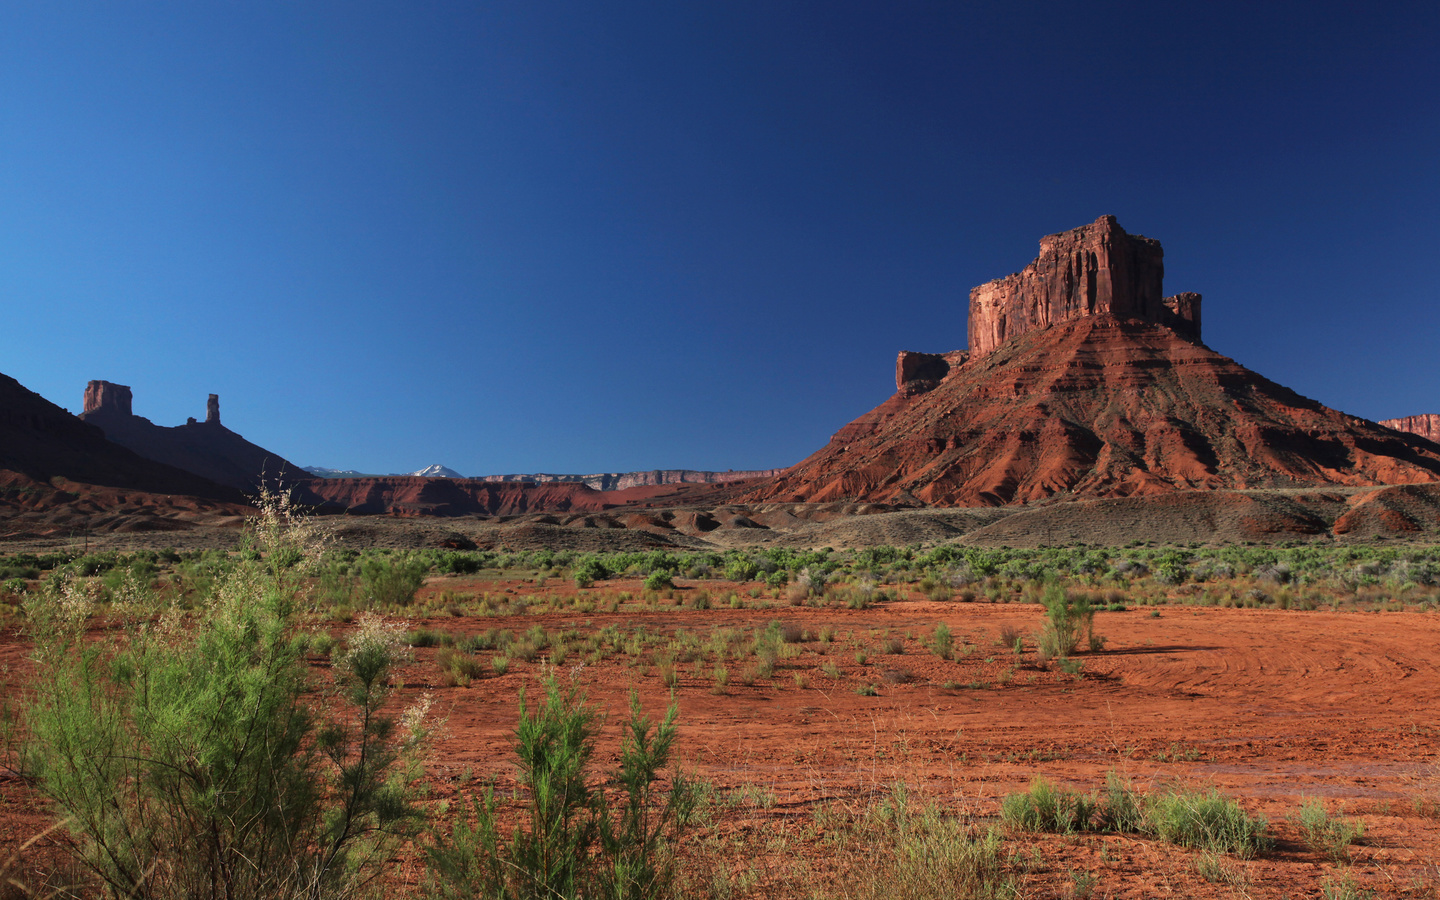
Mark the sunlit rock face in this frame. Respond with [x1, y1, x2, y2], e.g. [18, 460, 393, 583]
[967, 215, 1200, 358]
[1382, 415, 1440, 444]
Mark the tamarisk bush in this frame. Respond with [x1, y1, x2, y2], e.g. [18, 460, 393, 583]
[427, 677, 698, 900]
[13, 490, 430, 900]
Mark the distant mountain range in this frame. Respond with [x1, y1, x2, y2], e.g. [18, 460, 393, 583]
[302, 464, 464, 478]
[301, 464, 784, 491]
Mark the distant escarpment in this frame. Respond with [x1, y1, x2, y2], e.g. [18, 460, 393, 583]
[1382, 415, 1440, 444]
[743, 216, 1440, 507]
[79, 381, 306, 493]
[478, 468, 785, 492]
[292, 476, 740, 517]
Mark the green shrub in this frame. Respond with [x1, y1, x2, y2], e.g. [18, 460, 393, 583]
[360, 553, 428, 606]
[643, 571, 674, 592]
[15, 499, 427, 900]
[931, 623, 954, 659]
[574, 557, 609, 589]
[427, 680, 697, 900]
[1000, 777, 1096, 833]
[1292, 799, 1365, 863]
[1095, 770, 1145, 834]
[1038, 582, 1096, 659]
[817, 784, 1012, 900]
[1145, 789, 1270, 858]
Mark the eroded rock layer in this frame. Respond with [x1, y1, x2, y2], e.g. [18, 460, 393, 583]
[968, 215, 1200, 357]
[743, 317, 1440, 507]
[1382, 414, 1440, 444]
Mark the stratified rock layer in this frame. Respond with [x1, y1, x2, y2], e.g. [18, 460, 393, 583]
[1382, 415, 1440, 444]
[744, 317, 1440, 507]
[968, 215, 1200, 357]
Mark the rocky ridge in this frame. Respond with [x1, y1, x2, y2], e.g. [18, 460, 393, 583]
[0, 372, 250, 537]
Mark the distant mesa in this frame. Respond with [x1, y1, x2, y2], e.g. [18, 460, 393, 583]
[80, 380, 306, 494]
[477, 468, 786, 492]
[303, 464, 785, 492]
[746, 216, 1440, 506]
[1382, 415, 1440, 445]
[304, 466, 373, 479]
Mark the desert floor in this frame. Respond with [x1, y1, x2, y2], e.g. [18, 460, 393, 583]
[4, 574, 1439, 898]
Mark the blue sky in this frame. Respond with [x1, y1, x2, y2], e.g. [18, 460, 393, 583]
[3, 2, 1437, 476]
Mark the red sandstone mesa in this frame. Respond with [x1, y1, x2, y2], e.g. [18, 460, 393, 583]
[743, 217, 1440, 507]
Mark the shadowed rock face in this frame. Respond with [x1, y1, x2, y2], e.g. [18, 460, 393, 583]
[1382, 415, 1440, 444]
[0, 372, 241, 503]
[79, 381, 304, 493]
[83, 380, 133, 417]
[967, 215, 1200, 357]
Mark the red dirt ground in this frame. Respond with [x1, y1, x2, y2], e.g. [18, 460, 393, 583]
[4, 577, 1439, 898]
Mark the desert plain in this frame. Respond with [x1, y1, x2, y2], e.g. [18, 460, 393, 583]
[4, 526, 1440, 900]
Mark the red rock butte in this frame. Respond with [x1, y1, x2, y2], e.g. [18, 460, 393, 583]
[746, 216, 1440, 506]
[969, 214, 1200, 357]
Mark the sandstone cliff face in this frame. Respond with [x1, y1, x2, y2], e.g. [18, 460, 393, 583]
[84, 380, 134, 417]
[967, 215, 1200, 357]
[1381, 414, 1440, 444]
[896, 350, 968, 396]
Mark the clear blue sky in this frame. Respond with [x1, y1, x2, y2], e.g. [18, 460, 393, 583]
[4, 2, 1437, 476]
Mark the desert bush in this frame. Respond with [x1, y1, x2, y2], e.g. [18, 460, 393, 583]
[437, 647, 486, 686]
[1145, 788, 1270, 858]
[1292, 799, 1365, 863]
[1000, 777, 1096, 833]
[15, 498, 428, 900]
[573, 556, 609, 589]
[643, 571, 674, 592]
[931, 623, 954, 659]
[360, 553, 428, 606]
[1037, 582, 1096, 660]
[1095, 770, 1146, 834]
[427, 680, 697, 900]
[816, 785, 1011, 900]
[722, 556, 758, 583]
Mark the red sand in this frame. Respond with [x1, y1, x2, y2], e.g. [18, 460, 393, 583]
[4, 578, 1439, 897]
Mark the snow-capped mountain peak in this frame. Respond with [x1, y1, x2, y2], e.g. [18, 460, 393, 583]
[410, 464, 463, 478]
